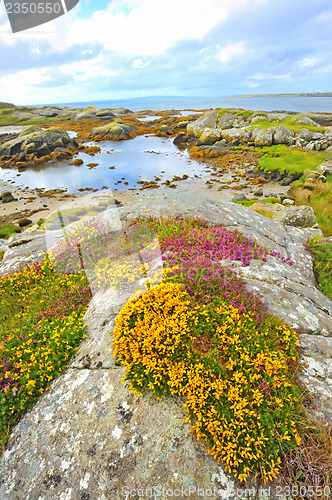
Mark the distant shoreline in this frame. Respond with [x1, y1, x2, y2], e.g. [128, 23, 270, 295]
[227, 92, 332, 98]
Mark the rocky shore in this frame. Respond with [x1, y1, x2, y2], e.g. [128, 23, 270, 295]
[0, 104, 331, 240]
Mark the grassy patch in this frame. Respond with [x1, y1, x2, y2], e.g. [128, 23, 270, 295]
[248, 115, 324, 134]
[305, 239, 332, 300]
[0, 223, 21, 239]
[257, 145, 331, 176]
[217, 108, 238, 118]
[233, 197, 281, 208]
[237, 109, 255, 120]
[0, 112, 66, 127]
[293, 182, 332, 237]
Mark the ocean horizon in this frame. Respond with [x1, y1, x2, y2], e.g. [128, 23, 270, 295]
[32, 95, 332, 114]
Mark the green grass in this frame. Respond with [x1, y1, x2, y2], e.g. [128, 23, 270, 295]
[237, 110, 254, 120]
[248, 115, 324, 134]
[233, 197, 281, 207]
[257, 145, 331, 175]
[217, 108, 254, 120]
[0, 113, 66, 127]
[0, 223, 21, 239]
[253, 112, 268, 119]
[293, 182, 332, 237]
[306, 239, 332, 300]
[217, 108, 237, 117]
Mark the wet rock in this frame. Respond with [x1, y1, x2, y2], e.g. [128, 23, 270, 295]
[69, 158, 84, 166]
[232, 193, 247, 201]
[17, 217, 32, 228]
[253, 189, 263, 197]
[1, 191, 16, 203]
[91, 123, 131, 139]
[173, 133, 191, 146]
[0, 127, 72, 159]
[159, 124, 172, 134]
[174, 120, 190, 130]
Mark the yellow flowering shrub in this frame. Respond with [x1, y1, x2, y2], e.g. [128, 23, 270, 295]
[113, 281, 305, 484]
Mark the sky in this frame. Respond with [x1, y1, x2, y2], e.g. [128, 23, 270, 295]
[0, 0, 331, 105]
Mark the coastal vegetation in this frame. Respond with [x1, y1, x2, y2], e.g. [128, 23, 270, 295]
[256, 145, 331, 176]
[113, 215, 332, 491]
[306, 238, 332, 300]
[0, 257, 91, 450]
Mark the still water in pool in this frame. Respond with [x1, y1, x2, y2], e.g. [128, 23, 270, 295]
[0, 135, 209, 193]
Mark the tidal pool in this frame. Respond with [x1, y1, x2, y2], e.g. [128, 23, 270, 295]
[0, 135, 210, 193]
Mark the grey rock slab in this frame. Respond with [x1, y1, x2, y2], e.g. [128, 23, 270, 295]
[0, 368, 240, 500]
[299, 334, 332, 358]
[0, 229, 47, 276]
[242, 278, 332, 336]
[187, 109, 219, 136]
[300, 373, 332, 424]
[235, 254, 316, 290]
[71, 287, 130, 369]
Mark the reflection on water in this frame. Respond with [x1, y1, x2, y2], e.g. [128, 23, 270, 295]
[137, 116, 162, 122]
[0, 135, 208, 193]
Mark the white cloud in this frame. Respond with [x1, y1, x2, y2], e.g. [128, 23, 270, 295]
[298, 57, 321, 68]
[132, 58, 150, 68]
[58, 0, 267, 56]
[0, 67, 53, 102]
[61, 54, 118, 81]
[215, 42, 249, 64]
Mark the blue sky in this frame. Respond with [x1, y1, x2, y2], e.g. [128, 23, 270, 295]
[0, 0, 331, 105]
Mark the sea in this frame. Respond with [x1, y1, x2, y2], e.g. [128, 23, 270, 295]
[40, 95, 332, 114]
